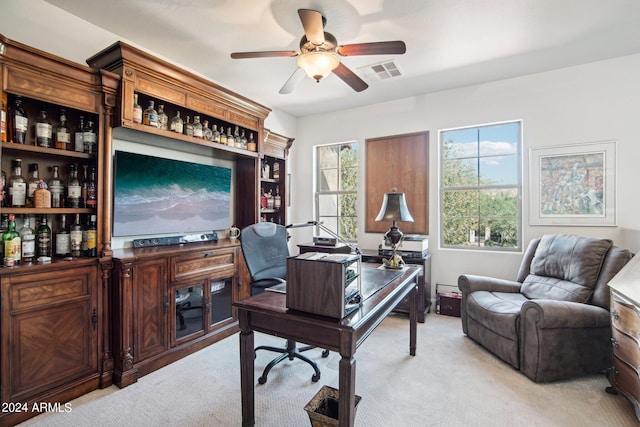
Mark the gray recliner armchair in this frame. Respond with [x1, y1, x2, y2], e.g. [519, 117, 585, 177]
[459, 234, 632, 382]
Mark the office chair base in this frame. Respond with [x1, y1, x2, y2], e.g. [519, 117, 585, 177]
[255, 339, 326, 384]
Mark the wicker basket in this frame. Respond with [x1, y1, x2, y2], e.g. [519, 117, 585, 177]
[304, 386, 361, 427]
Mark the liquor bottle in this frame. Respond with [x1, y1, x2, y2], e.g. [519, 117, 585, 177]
[80, 164, 89, 208]
[9, 159, 27, 207]
[234, 126, 242, 148]
[0, 169, 6, 207]
[70, 213, 83, 258]
[55, 214, 71, 258]
[48, 165, 64, 208]
[273, 161, 280, 180]
[260, 189, 268, 210]
[240, 129, 247, 150]
[184, 116, 194, 136]
[219, 125, 227, 145]
[157, 104, 168, 130]
[132, 93, 143, 124]
[274, 187, 282, 210]
[202, 120, 213, 141]
[142, 100, 158, 128]
[0, 93, 7, 143]
[74, 115, 85, 152]
[35, 106, 53, 147]
[86, 166, 97, 209]
[247, 132, 256, 151]
[212, 124, 221, 143]
[20, 216, 36, 263]
[170, 111, 183, 134]
[267, 190, 274, 209]
[66, 163, 82, 208]
[11, 96, 28, 144]
[85, 214, 97, 257]
[226, 127, 234, 146]
[26, 163, 40, 208]
[3, 214, 21, 264]
[192, 115, 203, 138]
[34, 179, 51, 208]
[83, 120, 97, 154]
[36, 215, 52, 258]
[54, 108, 71, 150]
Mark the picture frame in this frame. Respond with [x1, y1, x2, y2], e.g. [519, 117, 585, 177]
[529, 141, 616, 226]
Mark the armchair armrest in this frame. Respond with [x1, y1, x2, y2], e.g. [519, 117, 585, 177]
[458, 274, 522, 295]
[521, 300, 610, 329]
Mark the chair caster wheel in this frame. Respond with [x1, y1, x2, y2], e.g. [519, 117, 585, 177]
[321, 349, 329, 358]
[312, 373, 320, 382]
[258, 376, 267, 385]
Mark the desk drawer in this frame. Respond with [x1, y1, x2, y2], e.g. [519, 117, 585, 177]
[171, 249, 235, 282]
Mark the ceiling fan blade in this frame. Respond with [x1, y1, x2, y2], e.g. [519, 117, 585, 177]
[279, 68, 305, 94]
[231, 51, 298, 59]
[298, 9, 325, 46]
[337, 41, 406, 56]
[333, 63, 368, 92]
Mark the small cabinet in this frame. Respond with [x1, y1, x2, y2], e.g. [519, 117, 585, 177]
[112, 241, 243, 388]
[0, 261, 100, 426]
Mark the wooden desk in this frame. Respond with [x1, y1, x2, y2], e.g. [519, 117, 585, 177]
[234, 265, 420, 427]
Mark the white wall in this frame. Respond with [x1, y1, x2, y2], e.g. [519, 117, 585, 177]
[290, 54, 640, 295]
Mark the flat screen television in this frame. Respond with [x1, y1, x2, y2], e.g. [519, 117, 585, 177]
[113, 150, 232, 237]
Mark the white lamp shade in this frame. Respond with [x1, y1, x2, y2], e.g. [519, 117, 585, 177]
[297, 52, 340, 82]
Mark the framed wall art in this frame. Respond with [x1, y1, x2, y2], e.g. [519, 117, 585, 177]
[529, 141, 616, 226]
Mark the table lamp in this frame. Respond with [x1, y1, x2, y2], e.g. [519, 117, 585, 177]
[375, 188, 414, 269]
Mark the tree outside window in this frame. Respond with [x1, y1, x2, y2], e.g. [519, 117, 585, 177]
[315, 143, 358, 241]
[440, 121, 522, 251]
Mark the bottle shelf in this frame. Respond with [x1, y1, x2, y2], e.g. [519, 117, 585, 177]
[116, 122, 260, 161]
[1, 208, 96, 215]
[1, 141, 96, 160]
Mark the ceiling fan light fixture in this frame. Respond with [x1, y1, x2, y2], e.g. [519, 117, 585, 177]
[297, 51, 340, 82]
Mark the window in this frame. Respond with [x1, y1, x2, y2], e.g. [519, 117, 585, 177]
[439, 121, 522, 251]
[315, 142, 358, 241]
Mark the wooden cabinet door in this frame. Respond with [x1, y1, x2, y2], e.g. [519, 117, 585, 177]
[1, 266, 98, 404]
[132, 259, 168, 362]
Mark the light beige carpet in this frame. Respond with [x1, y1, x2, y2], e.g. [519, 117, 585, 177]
[18, 314, 637, 426]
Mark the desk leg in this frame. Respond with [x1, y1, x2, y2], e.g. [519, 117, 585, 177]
[239, 315, 255, 427]
[410, 283, 417, 356]
[338, 355, 356, 427]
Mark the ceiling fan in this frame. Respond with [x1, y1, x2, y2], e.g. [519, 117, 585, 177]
[230, 9, 406, 94]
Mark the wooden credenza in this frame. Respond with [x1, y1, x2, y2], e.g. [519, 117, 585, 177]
[607, 255, 640, 421]
[111, 240, 246, 388]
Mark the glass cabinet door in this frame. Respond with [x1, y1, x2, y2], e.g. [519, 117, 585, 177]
[174, 283, 204, 342]
[209, 278, 233, 328]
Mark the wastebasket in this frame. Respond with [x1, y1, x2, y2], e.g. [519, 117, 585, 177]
[304, 385, 362, 427]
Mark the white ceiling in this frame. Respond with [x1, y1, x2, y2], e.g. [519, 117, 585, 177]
[38, 0, 640, 117]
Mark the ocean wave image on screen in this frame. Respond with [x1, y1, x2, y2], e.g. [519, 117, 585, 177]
[113, 151, 232, 236]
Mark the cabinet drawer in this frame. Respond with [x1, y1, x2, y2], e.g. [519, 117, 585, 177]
[611, 293, 640, 340]
[611, 354, 640, 405]
[5, 266, 95, 311]
[171, 249, 236, 282]
[612, 327, 640, 368]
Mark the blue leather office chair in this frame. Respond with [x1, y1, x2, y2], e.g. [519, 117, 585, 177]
[240, 222, 327, 384]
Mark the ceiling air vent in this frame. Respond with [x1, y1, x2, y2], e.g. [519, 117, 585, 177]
[359, 60, 403, 80]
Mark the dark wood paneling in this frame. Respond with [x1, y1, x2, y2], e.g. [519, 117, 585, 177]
[365, 131, 429, 234]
